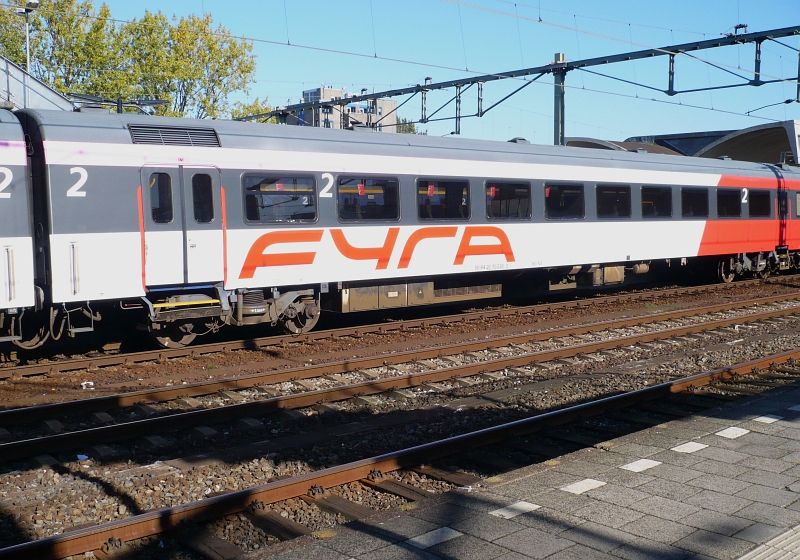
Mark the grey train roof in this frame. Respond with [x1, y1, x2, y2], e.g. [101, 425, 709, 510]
[18, 108, 798, 181]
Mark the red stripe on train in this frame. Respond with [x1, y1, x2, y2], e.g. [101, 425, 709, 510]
[718, 175, 800, 189]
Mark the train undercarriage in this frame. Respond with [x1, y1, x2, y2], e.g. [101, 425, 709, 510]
[3, 250, 800, 350]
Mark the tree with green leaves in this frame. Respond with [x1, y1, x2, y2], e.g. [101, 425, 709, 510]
[396, 117, 426, 134]
[0, 0, 267, 119]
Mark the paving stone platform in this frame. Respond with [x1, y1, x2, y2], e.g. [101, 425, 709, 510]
[247, 382, 800, 560]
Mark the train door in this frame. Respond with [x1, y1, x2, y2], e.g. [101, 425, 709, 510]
[142, 166, 182, 286]
[141, 165, 223, 287]
[182, 166, 224, 284]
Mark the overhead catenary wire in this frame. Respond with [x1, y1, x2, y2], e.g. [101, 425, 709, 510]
[3, 1, 794, 130]
[442, 0, 798, 86]
[489, 0, 709, 37]
[3, 0, 794, 90]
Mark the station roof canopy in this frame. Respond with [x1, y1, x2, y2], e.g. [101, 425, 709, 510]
[0, 55, 73, 111]
[568, 120, 800, 166]
[693, 120, 799, 165]
[565, 137, 682, 155]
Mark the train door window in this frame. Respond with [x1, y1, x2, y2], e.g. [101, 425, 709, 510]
[486, 181, 531, 220]
[192, 174, 214, 224]
[641, 186, 672, 218]
[681, 188, 709, 219]
[544, 183, 584, 219]
[717, 188, 741, 217]
[749, 190, 771, 217]
[243, 175, 317, 223]
[796, 192, 800, 217]
[149, 172, 173, 224]
[338, 176, 399, 221]
[596, 185, 631, 219]
[418, 179, 470, 220]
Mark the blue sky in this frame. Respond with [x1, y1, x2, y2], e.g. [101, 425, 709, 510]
[101, 0, 798, 144]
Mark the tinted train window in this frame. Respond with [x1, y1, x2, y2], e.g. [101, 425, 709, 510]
[596, 185, 631, 219]
[545, 183, 584, 219]
[642, 186, 672, 218]
[192, 174, 214, 223]
[418, 179, 470, 220]
[243, 175, 316, 223]
[486, 182, 531, 220]
[681, 188, 709, 218]
[149, 172, 173, 224]
[749, 190, 771, 217]
[717, 189, 741, 217]
[338, 177, 399, 221]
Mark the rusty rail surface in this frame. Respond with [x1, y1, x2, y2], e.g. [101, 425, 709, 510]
[1, 345, 796, 559]
[1, 295, 799, 462]
[1, 277, 786, 379]
[1, 291, 797, 425]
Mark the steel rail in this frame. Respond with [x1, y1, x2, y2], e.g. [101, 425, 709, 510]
[0, 290, 796, 426]
[1, 296, 799, 462]
[1, 345, 797, 559]
[0, 277, 781, 379]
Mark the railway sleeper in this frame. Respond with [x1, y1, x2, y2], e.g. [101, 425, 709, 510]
[244, 508, 311, 541]
[301, 493, 374, 521]
[360, 476, 434, 502]
[412, 466, 482, 487]
[175, 528, 244, 560]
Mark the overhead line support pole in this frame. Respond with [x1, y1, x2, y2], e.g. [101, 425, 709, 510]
[553, 53, 566, 146]
[754, 40, 763, 85]
[455, 85, 461, 135]
[667, 54, 676, 96]
[797, 44, 800, 101]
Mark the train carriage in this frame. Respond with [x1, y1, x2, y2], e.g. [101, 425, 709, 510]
[2, 107, 800, 348]
[0, 110, 35, 344]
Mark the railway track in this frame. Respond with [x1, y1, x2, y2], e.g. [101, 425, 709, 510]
[1, 277, 792, 378]
[3, 341, 800, 558]
[2, 291, 800, 464]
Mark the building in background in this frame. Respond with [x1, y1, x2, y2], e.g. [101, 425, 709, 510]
[286, 85, 398, 132]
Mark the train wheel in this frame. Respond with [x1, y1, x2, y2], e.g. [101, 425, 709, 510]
[756, 268, 770, 280]
[718, 258, 735, 283]
[151, 323, 197, 348]
[282, 306, 320, 334]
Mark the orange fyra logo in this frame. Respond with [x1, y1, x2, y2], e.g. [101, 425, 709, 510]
[238, 226, 515, 279]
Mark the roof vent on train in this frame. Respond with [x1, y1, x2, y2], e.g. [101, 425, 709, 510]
[128, 124, 221, 147]
[507, 137, 529, 144]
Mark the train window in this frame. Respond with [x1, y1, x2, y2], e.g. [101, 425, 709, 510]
[681, 188, 709, 219]
[641, 186, 672, 218]
[243, 175, 316, 223]
[749, 190, 771, 217]
[596, 185, 631, 219]
[418, 179, 470, 220]
[486, 182, 531, 220]
[192, 174, 214, 224]
[338, 177, 399, 221]
[717, 189, 741, 217]
[544, 183, 584, 219]
[796, 193, 800, 217]
[149, 172, 173, 224]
